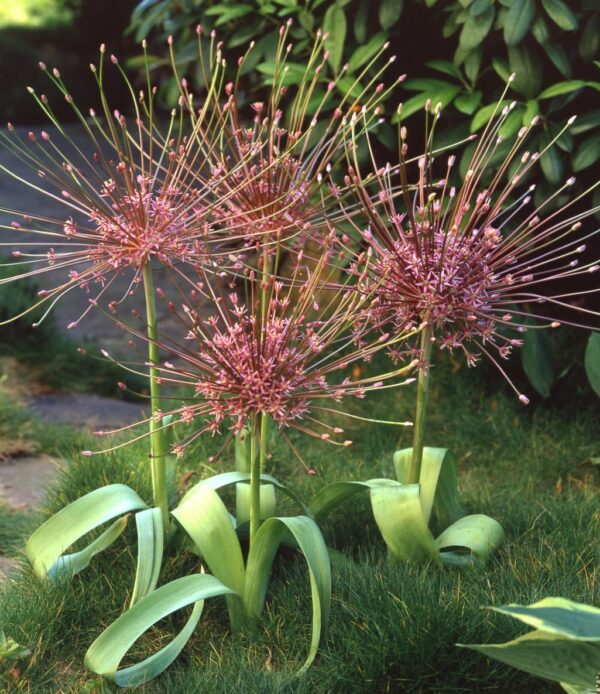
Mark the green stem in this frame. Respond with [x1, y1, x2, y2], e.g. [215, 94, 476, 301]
[142, 264, 169, 532]
[409, 325, 433, 485]
[249, 415, 261, 546]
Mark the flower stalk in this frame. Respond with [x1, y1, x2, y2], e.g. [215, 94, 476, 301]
[142, 263, 169, 531]
[409, 324, 433, 485]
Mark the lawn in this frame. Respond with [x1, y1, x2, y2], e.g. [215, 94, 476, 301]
[0, 354, 597, 692]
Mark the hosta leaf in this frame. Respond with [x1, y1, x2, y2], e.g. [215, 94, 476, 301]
[503, 0, 535, 46]
[584, 332, 600, 398]
[462, 631, 600, 689]
[244, 515, 331, 672]
[436, 514, 505, 566]
[541, 0, 578, 31]
[129, 508, 163, 607]
[521, 321, 556, 397]
[492, 598, 600, 640]
[85, 574, 237, 687]
[26, 484, 147, 581]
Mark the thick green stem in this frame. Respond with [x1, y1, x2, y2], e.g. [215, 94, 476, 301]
[142, 264, 169, 531]
[249, 415, 261, 545]
[409, 325, 433, 485]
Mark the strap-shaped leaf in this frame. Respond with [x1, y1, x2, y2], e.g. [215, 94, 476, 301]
[130, 508, 164, 607]
[309, 478, 398, 519]
[394, 447, 464, 529]
[26, 484, 147, 580]
[235, 483, 277, 526]
[171, 485, 246, 630]
[180, 471, 311, 517]
[436, 514, 505, 567]
[461, 630, 600, 690]
[370, 483, 441, 564]
[490, 598, 600, 641]
[85, 574, 237, 687]
[244, 515, 331, 673]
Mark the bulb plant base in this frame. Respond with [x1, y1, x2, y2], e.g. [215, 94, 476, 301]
[311, 447, 504, 567]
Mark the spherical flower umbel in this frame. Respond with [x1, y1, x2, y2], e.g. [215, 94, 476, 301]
[349, 98, 600, 399]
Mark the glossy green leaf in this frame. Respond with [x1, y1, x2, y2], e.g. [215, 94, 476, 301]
[570, 110, 600, 135]
[462, 632, 600, 689]
[353, 0, 368, 43]
[347, 32, 387, 73]
[543, 43, 572, 78]
[503, 0, 535, 46]
[171, 484, 246, 629]
[130, 508, 163, 607]
[394, 447, 464, 530]
[539, 80, 587, 99]
[323, 3, 347, 73]
[521, 321, 556, 397]
[471, 100, 511, 132]
[508, 44, 542, 98]
[455, 91, 482, 115]
[492, 598, 600, 640]
[244, 515, 331, 672]
[522, 99, 539, 125]
[379, 0, 403, 30]
[436, 514, 505, 566]
[459, 6, 495, 51]
[85, 574, 237, 687]
[572, 133, 600, 172]
[584, 332, 600, 398]
[539, 135, 563, 184]
[541, 0, 578, 31]
[463, 48, 482, 84]
[26, 484, 147, 581]
[426, 59, 462, 79]
[492, 56, 511, 83]
[580, 14, 600, 63]
[469, 0, 491, 17]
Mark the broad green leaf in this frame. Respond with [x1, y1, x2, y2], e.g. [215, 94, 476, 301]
[499, 108, 524, 138]
[462, 631, 600, 689]
[503, 0, 535, 46]
[470, 100, 511, 132]
[572, 133, 600, 171]
[130, 508, 163, 607]
[370, 483, 441, 564]
[539, 134, 563, 184]
[570, 110, 600, 135]
[463, 48, 482, 84]
[522, 99, 539, 125]
[531, 14, 550, 45]
[579, 14, 600, 63]
[492, 57, 511, 83]
[436, 514, 505, 566]
[492, 598, 600, 641]
[585, 332, 600, 398]
[235, 483, 276, 526]
[0, 629, 31, 660]
[85, 574, 237, 687]
[459, 6, 495, 51]
[204, 4, 254, 26]
[172, 485, 246, 629]
[426, 59, 462, 79]
[539, 80, 587, 99]
[403, 78, 460, 92]
[541, 0, 578, 31]
[508, 44, 542, 98]
[353, 0, 368, 43]
[395, 93, 429, 121]
[347, 32, 387, 74]
[244, 515, 331, 672]
[455, 91, 482, 115]
[26, 484, 147, 581]
[521, 321, 556, 397]
[470, 0, 491, 17]
[379, 0, 403, 30]
[543, 43, 572, 78]
[394, 447, 464, 530]
[323, 3, 347, 73]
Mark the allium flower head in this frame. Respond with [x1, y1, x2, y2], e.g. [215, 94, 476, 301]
[348, 96, 599, 398]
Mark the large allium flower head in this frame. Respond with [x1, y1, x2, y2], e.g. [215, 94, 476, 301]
[98, 243, 417, 463]
[348, 83, 600, 401]
[175, 21, 403, 259]
[0, 42, 234, 328]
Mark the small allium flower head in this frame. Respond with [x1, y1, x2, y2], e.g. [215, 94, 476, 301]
[349, 98, 599, 398]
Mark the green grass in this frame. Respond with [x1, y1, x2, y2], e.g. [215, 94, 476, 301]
[0, 359, 598, 692]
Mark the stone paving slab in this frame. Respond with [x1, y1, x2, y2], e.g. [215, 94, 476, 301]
[0, 455, 63, 510]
